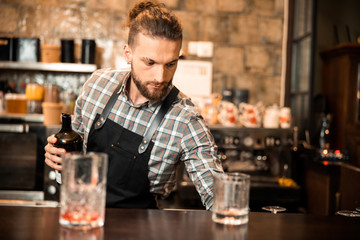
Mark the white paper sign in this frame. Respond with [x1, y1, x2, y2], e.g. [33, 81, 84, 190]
[173, 60, 213, 97]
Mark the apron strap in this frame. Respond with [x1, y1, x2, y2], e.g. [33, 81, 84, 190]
[138, 87, 179, 154]
[94, 73, 179, 154]
[94, 73, 125, 130]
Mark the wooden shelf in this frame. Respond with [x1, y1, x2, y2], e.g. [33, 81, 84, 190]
[0, 61, 96, 73]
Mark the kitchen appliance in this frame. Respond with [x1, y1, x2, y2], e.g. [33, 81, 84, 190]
[43, 125, 61, 201]
[0, 114, 46, 201]
[0, 114, 60, 202]
[176, 126, 303, 212]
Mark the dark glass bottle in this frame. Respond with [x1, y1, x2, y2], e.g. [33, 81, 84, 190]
[54, 113, 83, 184]
[54, 113, 83, 152]
[319, 113, 331, 150]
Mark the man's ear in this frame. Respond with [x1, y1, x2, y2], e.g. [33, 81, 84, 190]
[123, 44, 133, 64]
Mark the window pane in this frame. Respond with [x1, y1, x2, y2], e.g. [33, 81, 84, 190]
[290, 93, 309, 137]
[293, 0, 313, 39]
[293, 0, 306, 38]
[290, 37, 311, 92]
[305, 0, 313, 33]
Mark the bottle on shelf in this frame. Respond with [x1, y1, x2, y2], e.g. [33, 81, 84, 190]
[54, 113, 83, 184]
[319, 113, 331, 150]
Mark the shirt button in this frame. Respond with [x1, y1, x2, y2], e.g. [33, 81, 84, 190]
[143, 140, 147, 144]
[100, 117, 104, 121]
[133, 156, 137, 159]
[111, 144, 114, 147]
[140, 145, 145, 150]
[96, 122, 101, 126]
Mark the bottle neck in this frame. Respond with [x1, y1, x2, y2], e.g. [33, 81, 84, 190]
[60, 114, 73, 131]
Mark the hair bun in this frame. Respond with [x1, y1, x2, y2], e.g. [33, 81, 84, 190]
[128, 1, 162, 23]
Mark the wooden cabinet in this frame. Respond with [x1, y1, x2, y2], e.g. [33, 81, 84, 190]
[304, 160, 340, 215]
[304, 159, 360, 216]
[305, 45, 360, 216]
[338, 164, 360, 211]
[320, 43, 360, 166]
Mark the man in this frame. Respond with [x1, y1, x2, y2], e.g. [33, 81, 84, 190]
[44, 0, 223, 210]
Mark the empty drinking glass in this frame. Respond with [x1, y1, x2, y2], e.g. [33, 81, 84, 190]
[212, 172, 250, 225]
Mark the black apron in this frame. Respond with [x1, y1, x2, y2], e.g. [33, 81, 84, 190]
[87, 79, 179, 209]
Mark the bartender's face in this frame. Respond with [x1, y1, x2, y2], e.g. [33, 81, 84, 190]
[124, 32, 181, 101]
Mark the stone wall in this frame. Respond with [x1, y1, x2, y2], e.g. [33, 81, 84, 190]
[0, 0, 284, 105]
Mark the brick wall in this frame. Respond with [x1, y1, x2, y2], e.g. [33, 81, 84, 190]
[0, 0, 284, 105]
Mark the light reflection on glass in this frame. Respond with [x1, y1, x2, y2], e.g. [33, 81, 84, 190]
[60, 226, 104, 240]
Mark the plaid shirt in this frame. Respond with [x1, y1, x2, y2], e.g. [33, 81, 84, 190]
[72, 68, 223, 210]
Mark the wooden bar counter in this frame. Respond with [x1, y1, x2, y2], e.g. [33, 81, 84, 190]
[0, 206, 359, 240]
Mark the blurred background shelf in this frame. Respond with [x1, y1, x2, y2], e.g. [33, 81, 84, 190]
[0, 61, 96, 73]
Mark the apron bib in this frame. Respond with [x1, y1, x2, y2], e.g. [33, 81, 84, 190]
[87, 77, 179, 208]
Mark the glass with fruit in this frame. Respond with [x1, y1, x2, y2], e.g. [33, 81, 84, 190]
[59, 152, 108, 229]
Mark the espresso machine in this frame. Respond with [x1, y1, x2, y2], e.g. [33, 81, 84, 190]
[175, 126, 303, 212]
[211, 126, 294, 178]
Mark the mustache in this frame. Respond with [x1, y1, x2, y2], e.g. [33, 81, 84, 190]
[146, 81, 165, 86]
[145, 80, 172, 87]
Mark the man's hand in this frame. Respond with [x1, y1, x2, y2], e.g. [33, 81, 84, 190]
[44, 135, 66, 171]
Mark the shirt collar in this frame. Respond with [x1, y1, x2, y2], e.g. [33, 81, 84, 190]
[117, 71, 130, 95]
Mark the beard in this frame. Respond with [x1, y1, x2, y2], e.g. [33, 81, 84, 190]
[131, 66, 172, 102]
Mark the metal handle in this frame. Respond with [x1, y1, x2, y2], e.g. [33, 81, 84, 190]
[0, 124, 29, 133]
